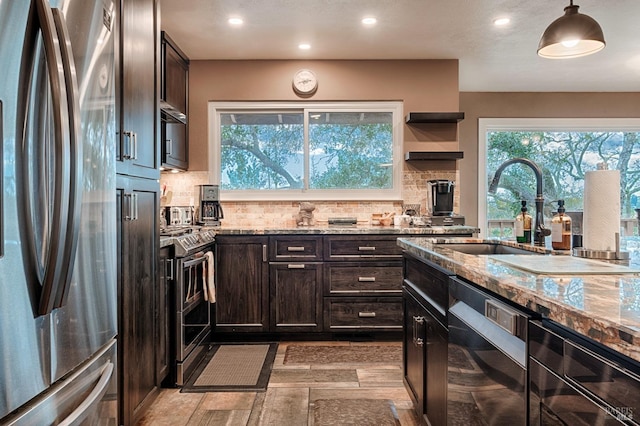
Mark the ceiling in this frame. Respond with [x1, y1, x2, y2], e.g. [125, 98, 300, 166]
[159, 0, 640, 92]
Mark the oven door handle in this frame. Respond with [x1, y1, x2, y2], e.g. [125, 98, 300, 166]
[182, 256, 207, 268]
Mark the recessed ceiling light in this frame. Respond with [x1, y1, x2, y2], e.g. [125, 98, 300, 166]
[228, 17, 243, 26]
[362, 17, 377, 26]
[298, 43, 311, 50]
[493, 17, 510, 26]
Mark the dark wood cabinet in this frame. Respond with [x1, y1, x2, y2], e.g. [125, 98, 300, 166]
[157, 245, 174, 386]
[118, 0, 159, 179]
[117, 1, 160, 423]
[161, 121, 188, 170]
[116, 175, 160, 426]
[403, 289, 427, 420]
[215, 236, 269, 332]
[403, 253, 451, 426]
[160, 31, 188, 119]
[323, 235, 404, 333]
[270, 262, 323, 332]
[160, 32, 189, 170]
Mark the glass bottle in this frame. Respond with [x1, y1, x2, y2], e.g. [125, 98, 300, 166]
[514, 200, 532, 244]
[551, 200, 572, 250]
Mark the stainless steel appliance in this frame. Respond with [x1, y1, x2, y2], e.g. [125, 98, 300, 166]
[1, 0, 117, 424]
[195, 184, 223, 226]
[170, 229, 216, 385]
[163, 205, 194, 226]
[529, 320, 640, 425]
[448, 277, 533, 425]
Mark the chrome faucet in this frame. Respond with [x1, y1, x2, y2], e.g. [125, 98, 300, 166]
[489, 158, 551, 246]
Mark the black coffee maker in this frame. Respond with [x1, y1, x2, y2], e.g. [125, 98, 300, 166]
[428, 179, 455, 216]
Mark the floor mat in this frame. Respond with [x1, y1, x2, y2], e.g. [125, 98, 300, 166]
[310, 399, 399, 425]
[181, 343, 277, 392]
[284, 344, 402, 364]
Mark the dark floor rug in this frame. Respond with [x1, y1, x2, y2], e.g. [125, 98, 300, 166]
[181, 343, 277, 392]
[310, 399, 399, 426]
[283, 344, 402, 364]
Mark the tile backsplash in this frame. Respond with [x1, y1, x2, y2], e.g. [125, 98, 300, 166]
[160, 169, 459, 227]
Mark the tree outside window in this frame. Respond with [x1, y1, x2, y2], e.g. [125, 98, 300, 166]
[482, 119, 640, 238]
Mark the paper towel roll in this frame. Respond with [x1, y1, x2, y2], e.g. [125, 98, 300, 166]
[583, 170, 620, 251]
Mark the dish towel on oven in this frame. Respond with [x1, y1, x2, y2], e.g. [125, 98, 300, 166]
[203, 251, 216, 303]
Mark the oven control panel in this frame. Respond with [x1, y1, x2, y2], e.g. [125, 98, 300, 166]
[173, 230, 216, 256]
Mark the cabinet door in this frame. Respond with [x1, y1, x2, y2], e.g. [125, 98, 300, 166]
[270, 263, 323, 332]
[215, 236, 269, 332]
[161, 121, 188, 170]
[157, 246, 173, 385]
[403, 290, 426, 419]
[118, 0, 159, 179]
[425, 314, 447, 426]
[161, 37, 188, 115]
[117, 175, 160, 425]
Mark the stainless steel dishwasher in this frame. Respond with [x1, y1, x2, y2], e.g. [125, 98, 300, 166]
[448, 277, 533, 425]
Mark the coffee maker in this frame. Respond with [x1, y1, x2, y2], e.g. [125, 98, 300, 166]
[195, 184, 224, 226]
[426, 179, 464, 226]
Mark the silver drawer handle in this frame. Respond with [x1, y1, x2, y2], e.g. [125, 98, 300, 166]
[288, 264, 305, 269]
[358, 312, 376, 318]
[358, 277, 376, 282]
[358, 246, 376, 251]
[287, 246, 305, 252]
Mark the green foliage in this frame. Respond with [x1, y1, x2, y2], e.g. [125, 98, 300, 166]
[220, 114, 393, 191]
[487, 131, 640, 220]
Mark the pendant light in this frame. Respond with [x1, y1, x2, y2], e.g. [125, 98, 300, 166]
[537, 0, 605, 59]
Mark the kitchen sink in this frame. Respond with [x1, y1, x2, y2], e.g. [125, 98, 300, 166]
[433, 242, 543, 255]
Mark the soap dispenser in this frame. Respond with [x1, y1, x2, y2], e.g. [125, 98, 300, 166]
[514, 200, 532, 244]
[551, 200, 572, 250]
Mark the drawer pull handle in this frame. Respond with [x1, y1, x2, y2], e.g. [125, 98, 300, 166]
[288, 264, 305, 269]
[287, 246, 305, 252]
[358, 312, 376, 318]
[358, 277, 376, 282]
[358, 246, 376, 251]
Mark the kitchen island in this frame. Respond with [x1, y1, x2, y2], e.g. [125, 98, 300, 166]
[397, 236, 640, 363]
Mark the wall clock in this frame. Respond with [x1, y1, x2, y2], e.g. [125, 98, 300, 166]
[292, 69, 318, 95]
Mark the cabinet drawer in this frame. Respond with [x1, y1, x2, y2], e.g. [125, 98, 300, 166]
[325, 298, 403, 330]
[325, 262, 402, 295]
[325, 236, 403, 260]
[270, 236, 323, 261]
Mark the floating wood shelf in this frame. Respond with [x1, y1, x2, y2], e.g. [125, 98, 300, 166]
[404, 151, 464, 161]
[405, 112, 465, 124]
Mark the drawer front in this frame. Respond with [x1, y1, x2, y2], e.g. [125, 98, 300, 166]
[325, 298, 403, 329]
[270, 236, 323, 261]
[325, 262, 402, 295]
[325, 236, 403, 260]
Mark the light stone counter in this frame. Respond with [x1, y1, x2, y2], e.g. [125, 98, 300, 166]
[213, 225, 479, 236]
[398, 237, 640, 363]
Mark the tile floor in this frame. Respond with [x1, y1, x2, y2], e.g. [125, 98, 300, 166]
[137, 341, 419, 426]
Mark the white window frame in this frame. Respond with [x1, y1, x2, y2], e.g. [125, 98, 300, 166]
[478, 118, 640, 239]
[208, 101, 404, 201]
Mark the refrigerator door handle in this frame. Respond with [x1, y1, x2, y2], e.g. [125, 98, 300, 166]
[0, 100, 3, 258]
[51, 7, 83, 309]
[17, 0, 72, 315]
[58, 361, 114, 426]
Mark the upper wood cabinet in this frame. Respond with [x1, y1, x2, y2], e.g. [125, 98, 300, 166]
[160, 31, 189, 123]
[160, 32, 189, 170]
[118, 0, 160, 179]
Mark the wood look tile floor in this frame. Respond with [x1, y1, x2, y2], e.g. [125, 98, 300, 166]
[138, 341, 419, 426]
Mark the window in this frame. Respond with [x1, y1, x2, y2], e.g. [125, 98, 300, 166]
[208, 102, 403, 201]
[478, 118, 640, 239]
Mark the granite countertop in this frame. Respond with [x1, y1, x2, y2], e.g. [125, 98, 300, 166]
[159, 224, 480, 249]
[397, 237, 640, 363]
[213, 225, 480, 235]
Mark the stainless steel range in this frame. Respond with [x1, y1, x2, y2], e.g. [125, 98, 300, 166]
[162, 227, 216, 385]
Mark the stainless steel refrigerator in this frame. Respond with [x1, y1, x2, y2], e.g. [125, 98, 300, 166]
[0, 0, 118, 424]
